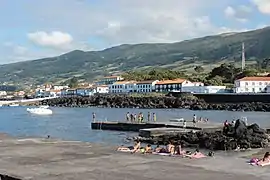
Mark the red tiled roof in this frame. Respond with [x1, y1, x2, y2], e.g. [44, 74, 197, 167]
[113, 81, 137, 85]
[238, 77, 270, 81]
[136, 80, 157, 84]
[103, 76, 121, 79]
[156, 79, 186, 85]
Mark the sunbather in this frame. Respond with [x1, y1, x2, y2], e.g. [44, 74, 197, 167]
[174, 145, 186, 155]
[117, 145, 134, 151]
[185, 149, 206, 159]
[257, 152, 270, 166]
[145, 144, 152, 153]
[117, 140, 141, 153]
[154, 145, 162, 153]
[166, 141, 174, 154]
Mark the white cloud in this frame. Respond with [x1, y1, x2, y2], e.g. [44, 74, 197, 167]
[27, 31, 73, 49]
[21, 0, 234, 46]
[224, 5, 252, 23]
[225, 6, 236, 17]
[252, 0, 270, 14]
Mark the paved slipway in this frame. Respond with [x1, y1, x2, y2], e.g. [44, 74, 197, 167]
[0, 134, 269, 180]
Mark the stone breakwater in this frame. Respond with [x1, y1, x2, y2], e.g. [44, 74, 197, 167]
[37, 95, 270, 111]
[136, 120, 270, 151]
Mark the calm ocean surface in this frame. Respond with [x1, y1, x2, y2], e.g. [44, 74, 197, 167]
[0, 106, 270, 145]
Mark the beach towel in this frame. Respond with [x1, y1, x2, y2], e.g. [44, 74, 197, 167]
[184, 152, 206, 159]
[152, 152, 171, 156]
[117, 149, 133, 153]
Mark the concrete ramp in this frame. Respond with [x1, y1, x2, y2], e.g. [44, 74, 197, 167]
[139, 127, 197, 138]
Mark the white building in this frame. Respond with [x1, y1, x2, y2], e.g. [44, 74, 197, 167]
[53, 85, 69, 90]
[93, 85, 109, 94]
[109, 81, 137, 93]
[234, 77, 270, 93]
[136, 80, 159, 93]
[155, 79, 195, 92]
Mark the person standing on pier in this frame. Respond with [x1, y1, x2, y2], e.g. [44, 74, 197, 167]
[141, 112, 144, 123]
[153, 113, 157, 122]
[130, 113, 134, 123]
[126, 112, 130, 122]
[92, 112, 96, 122]
[147, 112, 151, 122]
[134, 114, 137, 123]
[183, 120, 187, 131]
[192, 114, 197, 127]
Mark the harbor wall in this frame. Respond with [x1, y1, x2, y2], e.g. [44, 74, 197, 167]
[168, 92, 270, 103]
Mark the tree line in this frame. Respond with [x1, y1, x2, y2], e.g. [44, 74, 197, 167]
[122, 63, 269, 86]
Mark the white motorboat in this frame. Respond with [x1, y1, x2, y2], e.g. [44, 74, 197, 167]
[27, 106, 53, 115]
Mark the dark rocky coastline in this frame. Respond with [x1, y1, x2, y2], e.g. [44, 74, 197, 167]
[37, 95, 270, 112]
[135, 120, 270, 151]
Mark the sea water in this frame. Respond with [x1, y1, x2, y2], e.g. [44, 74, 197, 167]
[0, 106, 270, 145]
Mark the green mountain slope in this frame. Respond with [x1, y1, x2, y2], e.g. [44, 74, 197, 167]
[2, 27, 270, 85]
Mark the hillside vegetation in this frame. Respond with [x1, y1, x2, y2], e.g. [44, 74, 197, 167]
[1, 27, 270, 85]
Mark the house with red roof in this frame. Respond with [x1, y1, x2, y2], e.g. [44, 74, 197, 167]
[234, 77, 270, 93]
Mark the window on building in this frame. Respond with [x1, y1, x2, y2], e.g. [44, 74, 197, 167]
[252, 88, 255, 92]
[245, 82, 248, 85]
[245, 88, 249, 91]
[259, 82, 262, 85]
[252, 82, 255, 85]
[265, 82, 268, 85]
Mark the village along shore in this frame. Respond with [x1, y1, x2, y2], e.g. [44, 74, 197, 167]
[36, 94, 270, 112]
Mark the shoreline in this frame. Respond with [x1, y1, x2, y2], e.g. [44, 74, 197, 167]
[33, 96, 270, 112]
[0, 134, 269, 179]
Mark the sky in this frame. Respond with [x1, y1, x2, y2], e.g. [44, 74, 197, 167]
[0, 0, 269, 64]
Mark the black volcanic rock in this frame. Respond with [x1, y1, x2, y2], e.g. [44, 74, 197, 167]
[37, 95, 270, 112]
[136, 120, 269, 151]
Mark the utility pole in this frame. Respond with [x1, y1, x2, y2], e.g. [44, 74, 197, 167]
[241, 42, 245, 71]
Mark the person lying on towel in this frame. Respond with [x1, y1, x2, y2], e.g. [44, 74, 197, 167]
[256, 152, 270, 166]
[117, 140, 141, 153]
[184, 149, 206, 159]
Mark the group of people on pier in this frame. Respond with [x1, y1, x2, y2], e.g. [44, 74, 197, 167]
[191, 114, 209, 127]
[126, 112, 157, 123]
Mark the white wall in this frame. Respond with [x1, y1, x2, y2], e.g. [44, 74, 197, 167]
[95, 87, 109, 93]
[181, 86, 227, 93]
[136, 80, 158, 93]
[266, 85, 270, 93]
[109, 83, 136, 93]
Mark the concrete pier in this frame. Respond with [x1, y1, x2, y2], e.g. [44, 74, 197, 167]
[0, 135, 268, 180]
[91, 121, 223, 132]
[139, 127, 194, 138]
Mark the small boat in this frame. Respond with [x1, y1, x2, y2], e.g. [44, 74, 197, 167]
[27, 106, 53, 115]
[9, 104, 19, 107]
[169, 118, 185, 122]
